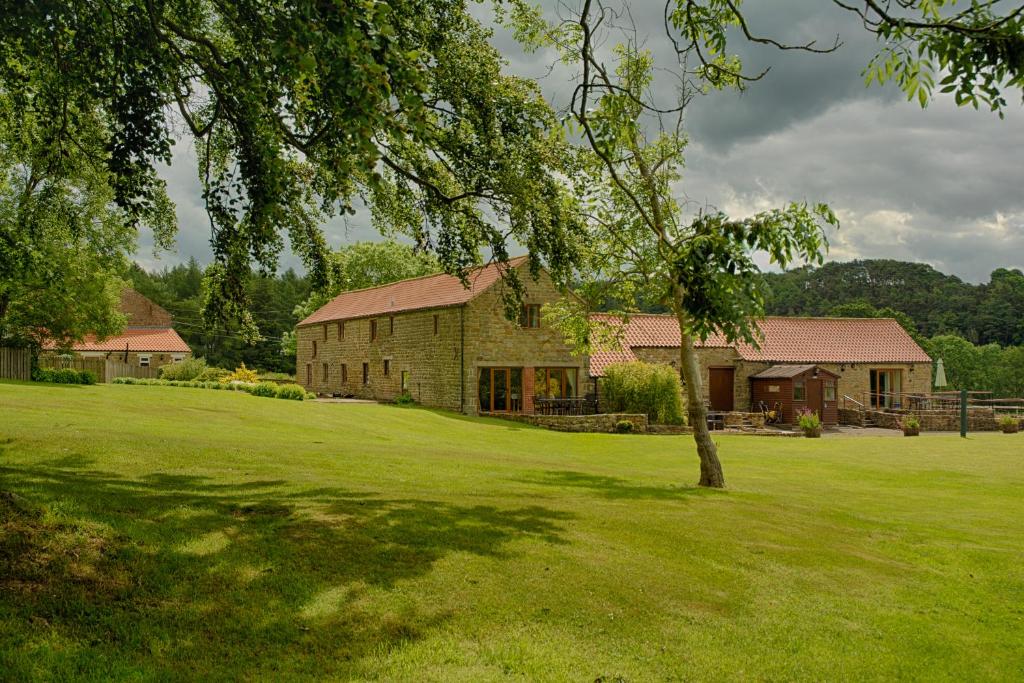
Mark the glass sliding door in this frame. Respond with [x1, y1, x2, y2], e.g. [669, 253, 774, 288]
[478, 367, 523, 412]
[870, 369, 903, 408]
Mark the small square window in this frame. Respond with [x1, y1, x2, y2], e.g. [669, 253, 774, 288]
[383, 359, 390, 377]
[171, 354, 184, 363]
[138, 355, 151, 367]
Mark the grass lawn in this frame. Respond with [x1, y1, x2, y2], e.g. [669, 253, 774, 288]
[1, 381, 1023, 681]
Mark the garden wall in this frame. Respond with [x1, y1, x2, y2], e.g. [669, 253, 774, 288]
[491, 413, 649, 433]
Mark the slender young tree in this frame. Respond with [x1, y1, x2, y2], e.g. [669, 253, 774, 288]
[508, 1, 835, 487]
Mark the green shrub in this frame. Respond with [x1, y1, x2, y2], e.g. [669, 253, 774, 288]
[195, 367, 231, 383]
[393, 392, 415, 406]
[158, 357, 207, 381]
[600, 362, 684, 425]
[614, 419, 634, 434]
[999, 415, 1018, 428]
[249, 382, 278, 398]
[275, 384, 306, 401]
[306, 392, 317, 400]
[32, 367, 96, 385]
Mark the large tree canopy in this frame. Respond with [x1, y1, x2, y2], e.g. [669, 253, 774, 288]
[0, 0, 582, 331]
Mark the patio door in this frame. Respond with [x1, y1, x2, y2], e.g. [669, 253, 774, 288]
[479, 367, 521, 412]
[870, 369, 903, 408]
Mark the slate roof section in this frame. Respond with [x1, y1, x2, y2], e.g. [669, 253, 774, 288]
[299, 256, 530, 326]
[44, 328, 191, 353]
[587, 314, 931, 376]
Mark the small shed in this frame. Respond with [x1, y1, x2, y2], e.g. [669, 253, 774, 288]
[750, 364, 840, 425]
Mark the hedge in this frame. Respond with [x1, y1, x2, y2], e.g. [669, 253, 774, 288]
[32, 367, 97, 385]
[112, 377, 313, 401]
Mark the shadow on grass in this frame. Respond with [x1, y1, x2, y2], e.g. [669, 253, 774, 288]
[519, 470, 723, 501]
[0, 449, 571, 680]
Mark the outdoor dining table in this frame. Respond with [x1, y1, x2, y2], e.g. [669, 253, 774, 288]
[535, 397, 588, 416]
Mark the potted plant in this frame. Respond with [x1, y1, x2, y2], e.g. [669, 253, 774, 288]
[999, 415, 1020, 434]
[797, 408, 822, 438]
[900, 414, 921, 436]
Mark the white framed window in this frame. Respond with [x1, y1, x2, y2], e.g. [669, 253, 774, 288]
[138, 355, 151, 367]
[171, 354, 185, 363]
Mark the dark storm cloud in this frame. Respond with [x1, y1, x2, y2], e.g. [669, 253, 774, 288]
[150, 0, 1023, 283]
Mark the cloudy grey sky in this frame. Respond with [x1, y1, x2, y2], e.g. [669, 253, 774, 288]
[143, 1, 1024, 283]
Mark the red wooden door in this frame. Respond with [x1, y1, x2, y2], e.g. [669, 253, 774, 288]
[806, 378, 824, 417]
[708, 368, 735, 411]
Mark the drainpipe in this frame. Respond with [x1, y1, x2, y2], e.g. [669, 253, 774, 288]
[459, 305, 465, 413]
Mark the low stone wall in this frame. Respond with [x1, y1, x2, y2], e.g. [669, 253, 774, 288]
[723, 412, 767, 429]
[488, 412, 649, 433]
[838, 408, 864, 426]
[862, 407, 999, 432]
[917, 408, 999, 432]
[646, 424, 693, 435]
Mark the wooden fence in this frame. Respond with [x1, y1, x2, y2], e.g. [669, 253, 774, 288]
[0, 347, 32, 381]
[104, 360, 159, 381]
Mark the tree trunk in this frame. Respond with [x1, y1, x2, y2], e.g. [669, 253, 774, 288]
[672, 295, 726, 488]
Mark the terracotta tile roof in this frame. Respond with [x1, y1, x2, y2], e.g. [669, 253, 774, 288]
[300, 256, 530, 326]
[43, 328, 191, 353]
[587, 347, 638, 378]
[587, 314, 931, 375]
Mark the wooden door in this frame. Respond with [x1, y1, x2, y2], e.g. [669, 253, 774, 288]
[806, 378, 824, 417]
[708, 368, 735, 411]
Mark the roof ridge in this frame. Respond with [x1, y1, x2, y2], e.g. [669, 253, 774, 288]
[316, 255, 528, 299]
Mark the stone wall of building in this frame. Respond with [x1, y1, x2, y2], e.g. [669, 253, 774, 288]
[461, 265, 587, 414]
[813, 362, 932, 406]
[296, 262, 585, 413]
[296, 306, 465, 410]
